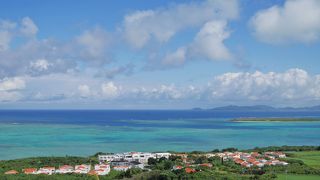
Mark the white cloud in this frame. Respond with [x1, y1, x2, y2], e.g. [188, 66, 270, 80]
[123, 0, 238, 48]
[0, 77, 25, 102]
[78, 84, 91, 98]
[2, 68, 320, 106]
[162, 47, 187, 67]
[250, 0, 320, 44]
[0, 27, 112, 78]
[0, 30, 11, 51]
[20, 17, 38, 37]
[0, 77, 25, 91]
[210, 68, 320, 102]
[101, 82, 119, 99]
[30, 59, 51, 71]
[76, 27, 111, 61]
[0, 91, 23, 102]
[160, 20, 232, 68]
[190, 20, 232, 60]
[0, 19, 16, 51]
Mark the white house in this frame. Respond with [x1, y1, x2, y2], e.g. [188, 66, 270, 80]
[74, 164, 91, 174]
[94, 164, 110, 175]
[55, 165, 74, 174]
[37, 167, 55, 175]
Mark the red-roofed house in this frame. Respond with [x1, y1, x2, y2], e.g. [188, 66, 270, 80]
[185, 168, 196, 174]
[199, 163, 213, 168]
[5, 170, 19, 175]
[23, 168, 37, 174]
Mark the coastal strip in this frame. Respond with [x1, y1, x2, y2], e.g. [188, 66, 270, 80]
[230, 117, 320, 122]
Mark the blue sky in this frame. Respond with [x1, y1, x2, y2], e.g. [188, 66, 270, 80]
[0, 0, 320, 109]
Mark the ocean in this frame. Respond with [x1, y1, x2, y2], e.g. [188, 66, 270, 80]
[0, 110, 320, 160]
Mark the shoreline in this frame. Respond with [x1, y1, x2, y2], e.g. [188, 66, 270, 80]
[231, 117, 320, 122]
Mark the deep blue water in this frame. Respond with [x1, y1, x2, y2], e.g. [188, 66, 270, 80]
[1, 110, 320, 124]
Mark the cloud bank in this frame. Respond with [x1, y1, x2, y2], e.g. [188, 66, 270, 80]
[3, 69, 319, 108]
[250, 0, 320, 44]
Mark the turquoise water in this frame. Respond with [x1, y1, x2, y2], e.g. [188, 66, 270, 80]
[1, 116, 320, 160]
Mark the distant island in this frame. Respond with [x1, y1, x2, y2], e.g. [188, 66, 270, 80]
[192, 105, 320, 111]
[231, 117, 320, 122]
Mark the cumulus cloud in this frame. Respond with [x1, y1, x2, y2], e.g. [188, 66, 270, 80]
[0, 39, 76, 77]
[0, 17, 38, 52]
[4, 68, 320, 106]
[192, 21, 231, 60]
[101, 82, 120, 99]
[96, 68, 320, 105]
[159, 20, 232, 68]
[210, 68, 320, 102]
[0, 17, 76, 77]
[76, 27, 111, 62]
[0, 20, 114, 78]
[161, 47, 187, 67]
[20, 17, 38, 37]
[30, 59, 51, 71]
[190, 20, 232, 60]
[0, 19, 16, 51]
[78, 84, 91, 98]
[0, 77, 25, 91]
[0, 30, 11, 51]
[250, 0, 320, 44]
[71, 68, 320, 105]
[0, 77, 25, 102]
[123, 0, 238, 48]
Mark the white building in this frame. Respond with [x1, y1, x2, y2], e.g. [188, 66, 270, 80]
[98, 154, 122, 162]
[74, 164, 91, 174]
[155, 152, 171, 159]
[94, 164, 110, 175]
[123, 152, 156, 164]
[113, 165, 131, 171]
[55, 165, 74, 174]
[37, 167, 55, 175]
[99, 152, 170, 164]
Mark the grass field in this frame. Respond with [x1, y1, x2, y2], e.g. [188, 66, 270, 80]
[277, 174, 320, 180]
[287, 151, 320, 169]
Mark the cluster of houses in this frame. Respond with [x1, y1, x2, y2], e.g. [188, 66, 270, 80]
[207, 151, 288, 168]
[4, 151, 171, 176]
[5, 164, 110, 176]
[3, 151, 289, 176]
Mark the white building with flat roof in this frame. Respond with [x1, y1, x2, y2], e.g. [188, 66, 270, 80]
[98, 152, 171, 164]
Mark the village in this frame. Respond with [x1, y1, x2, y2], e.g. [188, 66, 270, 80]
[2, 150, 289, 176]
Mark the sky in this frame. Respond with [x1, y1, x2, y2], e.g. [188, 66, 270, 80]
[0, 0, 320, 109]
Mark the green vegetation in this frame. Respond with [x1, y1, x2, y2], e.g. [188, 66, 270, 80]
[231, 117, 320, 122]
[0, 145, 320, 179]
[286, 151, 320, 170]
[277, 174, 320, 180]
[249, 145, 320, 152]
[0, 156, 98, 174]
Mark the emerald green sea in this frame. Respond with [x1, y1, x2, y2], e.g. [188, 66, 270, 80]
[0, 110, 319, 160]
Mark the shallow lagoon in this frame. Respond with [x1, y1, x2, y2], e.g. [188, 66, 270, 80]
[0, 110, 320, 160]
